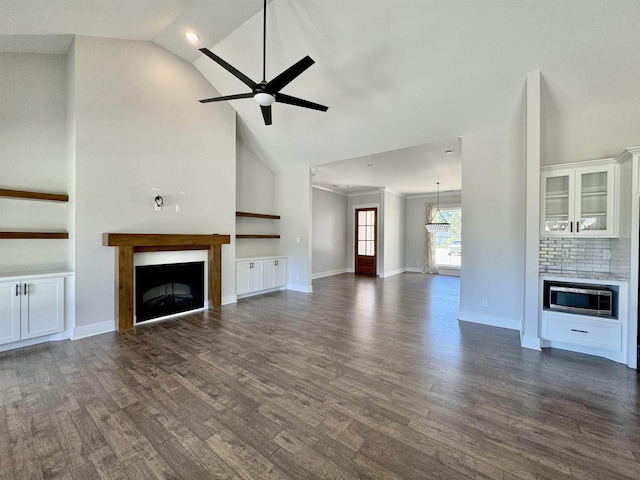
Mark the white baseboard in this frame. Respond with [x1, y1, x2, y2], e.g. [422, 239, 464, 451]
[380, 268, 405, 278]
[312, 268, 347, 280]
[71, 320, 116, 340]
[457, 310, 522, 331]
[521, 334, 542, 351]
[404, 267, 422, 273]
[222, 295, 237, 305]
[541, 339, 626, 364]
[287, 283, 313, 293]
[0, 332, 70, 353]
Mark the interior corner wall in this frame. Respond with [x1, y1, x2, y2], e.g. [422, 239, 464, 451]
[275, 167, 312, 292]
[235, 138, 278, 259]
[73, 36, 236, 328]
[382, 190, 405, 277]
[0, 52, 69, 273]
[459, 121, 526, 331]
[311, 188, 348, 277]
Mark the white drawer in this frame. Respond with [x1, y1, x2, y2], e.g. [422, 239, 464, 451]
[541, 313, 622, 351]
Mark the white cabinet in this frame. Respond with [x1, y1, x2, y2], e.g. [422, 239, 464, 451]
[541, 159, 618, 237]
[236, 256, 287, 298]
[263, 258, 287, 290]
[236, 260, 264, 295]
[0, 275, 64, 346]
[541, 312, 622, 351]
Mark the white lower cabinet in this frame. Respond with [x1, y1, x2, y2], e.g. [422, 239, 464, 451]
[541, 312, 622, 351]
[236, 260, 264, 295]
[0, 275, 65, 346]
[263, 258, 287, 290]
[236, 256, 287, 297]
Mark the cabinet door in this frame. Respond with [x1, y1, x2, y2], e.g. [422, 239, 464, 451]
[541, 169, 574, 235]
[237, 261, 253, 295]
[249, 261, 264, 292]
[237, 260, 264, 295]
[264, 258, 287, 290]
[575, 165, 615, 236]
[20, 277, 64, 340]
[275, 258, 287, 287]
[0, 282, 21, 345]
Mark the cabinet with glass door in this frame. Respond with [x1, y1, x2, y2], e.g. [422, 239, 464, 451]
[541, 159, 618, 237]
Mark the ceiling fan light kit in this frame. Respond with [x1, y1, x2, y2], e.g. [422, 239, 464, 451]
[198, 0, 327, 125]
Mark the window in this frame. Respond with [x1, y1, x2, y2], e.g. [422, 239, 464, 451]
[435, 208, 461, 268]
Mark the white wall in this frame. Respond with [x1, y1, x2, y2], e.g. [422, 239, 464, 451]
[0, 52, 69, 273]
[311, 187, 348, 277]
[235, 138, 279, 259]
[459, 120, 526, 331]
[275, 167, 312, 292]
[72, 36, 236, 328]
[382, 190, 405, 277]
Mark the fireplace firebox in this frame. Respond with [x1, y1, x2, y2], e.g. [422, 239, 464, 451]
[135, 261, 204, 323]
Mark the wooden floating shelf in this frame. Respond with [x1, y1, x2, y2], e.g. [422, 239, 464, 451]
[0, 188, 68, 202]
[236, 211, 281, 220]
[236, 234, 281, 239]
[0, 232, 69, 240]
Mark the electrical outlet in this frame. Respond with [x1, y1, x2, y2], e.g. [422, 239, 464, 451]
[561, 249, 569, 258]
[603, 250, 611, 260]
[482, 299, 488, 307]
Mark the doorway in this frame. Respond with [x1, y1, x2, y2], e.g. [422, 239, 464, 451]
[355, 207, 377, 276]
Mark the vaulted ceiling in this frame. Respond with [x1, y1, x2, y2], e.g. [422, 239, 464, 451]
[3, 1, 640, 195]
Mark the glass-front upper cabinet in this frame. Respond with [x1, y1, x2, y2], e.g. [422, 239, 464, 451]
[541, 160, 617, 237]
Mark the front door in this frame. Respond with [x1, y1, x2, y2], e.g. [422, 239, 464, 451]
[355, 208, 377, 276]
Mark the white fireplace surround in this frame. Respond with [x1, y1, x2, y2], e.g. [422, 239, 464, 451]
[133, 250, 209, 323]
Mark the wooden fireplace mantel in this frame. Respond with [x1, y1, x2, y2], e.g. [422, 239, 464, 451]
[102, 233, 231, 330]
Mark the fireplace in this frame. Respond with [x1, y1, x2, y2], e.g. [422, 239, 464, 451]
[135, 261, 205, 323]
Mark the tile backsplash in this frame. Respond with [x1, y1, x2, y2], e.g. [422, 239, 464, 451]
[539, 237, 611, 274]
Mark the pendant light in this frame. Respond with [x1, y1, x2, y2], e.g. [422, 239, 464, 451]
[425, 182, 450, 233]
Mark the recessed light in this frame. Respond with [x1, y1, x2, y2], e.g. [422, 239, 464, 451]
[185, 32, 199, 43]
[444, 150, 454, 155]
[367, 164, 374, 167]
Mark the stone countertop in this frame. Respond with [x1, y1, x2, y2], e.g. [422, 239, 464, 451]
[539, 270, 628, 282]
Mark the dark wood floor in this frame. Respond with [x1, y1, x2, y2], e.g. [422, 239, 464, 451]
[1, 273, 639, 479]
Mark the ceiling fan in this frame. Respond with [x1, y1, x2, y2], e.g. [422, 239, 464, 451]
[198, 0, 328, 126]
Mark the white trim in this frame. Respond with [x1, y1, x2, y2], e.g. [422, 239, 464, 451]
[347, 190, 384, 197]
[287, 283, 313, 293]
[404, 267, 422, 273]
[222, 294, 237, 305]
[436, 266, 460, 277]
[380, 267, 405, 278]
[237, 286, 286, 299]
[458, 310, 522, 331]
[521, 334, 542, 350]
[312, 185, 347, 196]
[541, 339, 625, 364]
[406, 190, 462, 200]
[71, 320, 116, 340]
[312, 268, 348, 280]
[0, 332, 66, 353]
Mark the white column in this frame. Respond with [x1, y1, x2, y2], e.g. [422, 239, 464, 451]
[522, 70, 542, 350]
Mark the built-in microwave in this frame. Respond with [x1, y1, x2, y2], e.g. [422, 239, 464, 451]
[544, 281, 616, 318]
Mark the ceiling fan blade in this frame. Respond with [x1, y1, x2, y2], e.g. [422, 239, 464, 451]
[266, 56, 315, 93]
[199, 48, 258, 89]
[275, 93, 328, 112]
[260, 105, 272, 125]
[199, 92, 254, 104]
